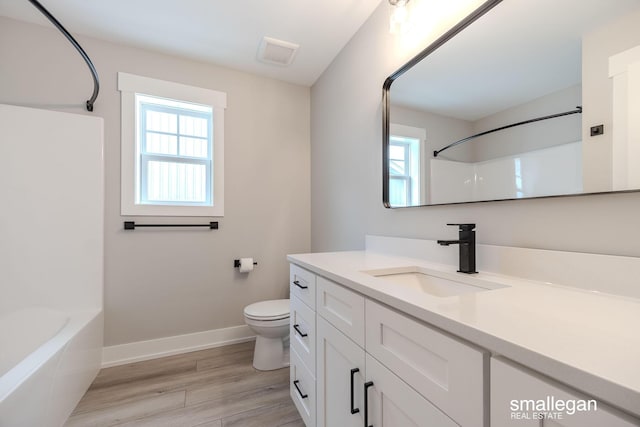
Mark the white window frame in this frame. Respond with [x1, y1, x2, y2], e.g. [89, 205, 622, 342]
[389, 123, 426, 206]
[389, 139, 412, 205]
[119, 72, 226, 216]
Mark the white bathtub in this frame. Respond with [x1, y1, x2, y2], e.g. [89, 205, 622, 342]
[0, 307, 103, 427]
[0, 106, 104, 426]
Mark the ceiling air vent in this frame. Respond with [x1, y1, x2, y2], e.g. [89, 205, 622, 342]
[257, 37, 299, 66]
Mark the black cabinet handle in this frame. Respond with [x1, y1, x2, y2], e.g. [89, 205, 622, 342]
[364, 381, 374, 427]
[350, 368, 360, 414]
[293, 380, 308, 399]
[293, 280, 308, 289]
[293, 324, 308, 337]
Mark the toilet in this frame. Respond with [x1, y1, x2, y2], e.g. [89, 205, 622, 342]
[243, 299, 290, 370]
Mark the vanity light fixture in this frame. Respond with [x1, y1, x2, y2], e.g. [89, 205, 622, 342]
[389, 0, 411, 34]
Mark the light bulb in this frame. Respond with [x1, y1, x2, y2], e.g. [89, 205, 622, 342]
[389, 0, 411, 35]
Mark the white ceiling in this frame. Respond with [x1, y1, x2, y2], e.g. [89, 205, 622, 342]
[0, 0, 383, 86]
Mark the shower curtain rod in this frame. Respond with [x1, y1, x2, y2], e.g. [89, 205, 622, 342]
[433, 106, 582, 158]
[27, 0, 100, 112]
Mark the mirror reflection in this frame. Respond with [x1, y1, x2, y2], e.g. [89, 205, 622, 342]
[385, 0, 640, 207]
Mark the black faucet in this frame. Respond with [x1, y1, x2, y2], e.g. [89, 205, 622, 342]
[437, 223, 477, 274]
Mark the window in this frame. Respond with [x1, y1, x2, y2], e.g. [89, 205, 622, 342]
[389, 124, 425, 207]
[119, 73, 226, 216]
[138, 95, 212, 206]
[389, 139, 412, 206]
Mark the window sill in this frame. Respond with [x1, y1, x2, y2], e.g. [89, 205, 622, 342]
[121, 203, 223, 217]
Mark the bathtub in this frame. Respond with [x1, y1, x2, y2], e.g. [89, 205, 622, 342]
[0, 307, 103, 427]
[0, 106, 104, 426]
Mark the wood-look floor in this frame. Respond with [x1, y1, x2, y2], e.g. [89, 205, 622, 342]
[65, 341, 303, 427]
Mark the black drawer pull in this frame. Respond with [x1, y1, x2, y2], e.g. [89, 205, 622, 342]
[293, 280, 308, 289]
[364, 381, 374, 427]
[293, 324, 308, 337]
[293, 380, 308, 399]
[350, 368, 360, 414]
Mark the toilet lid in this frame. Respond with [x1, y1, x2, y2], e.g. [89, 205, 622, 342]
[244, 299, 290, 320]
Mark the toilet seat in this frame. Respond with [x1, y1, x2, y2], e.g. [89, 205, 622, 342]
[244, 316, 290, 328]
[244, 299, 290, 321]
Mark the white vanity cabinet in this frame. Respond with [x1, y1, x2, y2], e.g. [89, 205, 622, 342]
[491, 357, 640, 427]
[290, 263, 488, 427]
[288, 243, 640, 426]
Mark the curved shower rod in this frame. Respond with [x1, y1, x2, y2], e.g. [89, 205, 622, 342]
[27, 0, 99, 111]
[433, 106, 583, 158]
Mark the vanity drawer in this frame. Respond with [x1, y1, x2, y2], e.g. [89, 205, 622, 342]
[316, 276, 365, 347]
[290, 296, 316, 375]
[291, 347, 316, 427]
[290, 264, 316, 309]
[365, 300, 487, 427]
[491, 357, 640, 427]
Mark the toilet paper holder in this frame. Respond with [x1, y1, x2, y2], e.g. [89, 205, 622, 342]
[234, 259, 258, 268]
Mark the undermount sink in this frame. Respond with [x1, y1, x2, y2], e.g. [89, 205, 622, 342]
[363, 266, 509, 297]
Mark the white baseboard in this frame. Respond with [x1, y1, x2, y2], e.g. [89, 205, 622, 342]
[102, 325, 255, 368]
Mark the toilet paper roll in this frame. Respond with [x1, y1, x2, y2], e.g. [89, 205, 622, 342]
[239, 257, 254, 273]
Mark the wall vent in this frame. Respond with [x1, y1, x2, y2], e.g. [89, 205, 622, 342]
[257, 36, 299, 66]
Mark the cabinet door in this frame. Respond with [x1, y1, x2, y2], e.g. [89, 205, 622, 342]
[491, 357, 640, 427]
[365, 354, 458, 427]
[316, 317, 365, 427]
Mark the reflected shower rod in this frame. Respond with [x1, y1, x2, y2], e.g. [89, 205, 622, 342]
[433, 106, 582, 158]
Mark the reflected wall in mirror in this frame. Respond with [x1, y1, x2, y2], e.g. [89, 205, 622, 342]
[383, 0, 640, 207]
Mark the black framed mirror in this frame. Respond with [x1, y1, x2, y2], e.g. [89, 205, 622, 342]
[383, 0, 640, 208]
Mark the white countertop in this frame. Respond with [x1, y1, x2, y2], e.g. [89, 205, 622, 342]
[287, 249, 640, 418]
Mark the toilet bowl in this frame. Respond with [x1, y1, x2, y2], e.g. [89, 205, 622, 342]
[244, 299, 290, 371]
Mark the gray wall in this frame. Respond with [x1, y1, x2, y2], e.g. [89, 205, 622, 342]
[310, 1, 640, 256]
[0, 17, 310, 346]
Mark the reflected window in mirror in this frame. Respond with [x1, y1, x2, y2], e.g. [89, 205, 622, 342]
[389, 124, 426, 207]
